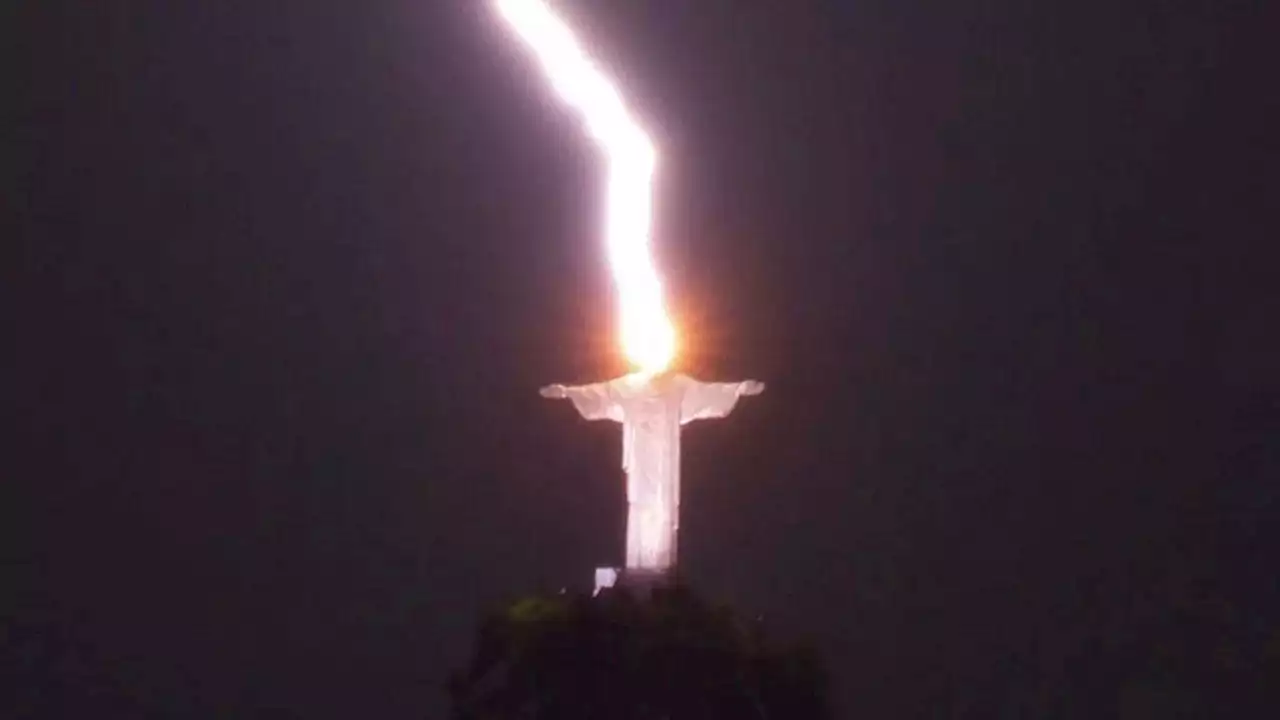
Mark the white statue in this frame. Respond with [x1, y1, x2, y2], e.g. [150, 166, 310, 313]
[541, 372, 764, 574]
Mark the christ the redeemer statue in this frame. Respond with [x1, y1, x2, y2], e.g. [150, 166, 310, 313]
[540, 372, 764, 576]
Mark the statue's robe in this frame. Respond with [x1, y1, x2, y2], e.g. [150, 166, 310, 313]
[560, 373, 750, 571]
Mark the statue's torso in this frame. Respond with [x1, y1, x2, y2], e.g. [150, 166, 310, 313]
[615, 377, 686, 506]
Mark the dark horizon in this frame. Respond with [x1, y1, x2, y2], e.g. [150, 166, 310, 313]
[11, 0, 1278, 716]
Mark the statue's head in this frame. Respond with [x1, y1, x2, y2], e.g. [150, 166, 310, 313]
[650, 368, 680, 391]
[623, 367, 679, 396]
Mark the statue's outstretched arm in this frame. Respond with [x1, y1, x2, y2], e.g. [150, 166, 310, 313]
[539, 381, 622, 422]
[539, 384, 569, 399]
[680, 379, 764, 423]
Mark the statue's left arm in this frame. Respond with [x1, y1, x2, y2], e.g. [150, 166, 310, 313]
[680, 379, 765, 424]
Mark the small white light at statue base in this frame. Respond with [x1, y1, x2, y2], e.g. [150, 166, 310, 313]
[594, 567, 619, 596]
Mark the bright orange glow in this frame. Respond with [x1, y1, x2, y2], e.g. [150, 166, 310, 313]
[496, 0, 676, 372]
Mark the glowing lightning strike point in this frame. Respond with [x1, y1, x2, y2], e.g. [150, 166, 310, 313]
[495, 0, 676, 373]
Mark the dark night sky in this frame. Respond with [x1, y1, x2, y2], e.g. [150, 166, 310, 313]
[11, 0, 1278, 717]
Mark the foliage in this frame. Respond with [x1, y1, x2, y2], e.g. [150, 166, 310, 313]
[447, 584, 830, 720]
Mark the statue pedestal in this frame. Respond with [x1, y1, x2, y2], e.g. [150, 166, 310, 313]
[594, 567, 673, 597]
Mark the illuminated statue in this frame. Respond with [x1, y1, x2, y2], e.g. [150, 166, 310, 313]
[541, 373, 764, 574]
[495, 0, 765, 586]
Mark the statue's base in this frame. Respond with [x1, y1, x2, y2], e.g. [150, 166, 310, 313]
[594, 567, 674, 597]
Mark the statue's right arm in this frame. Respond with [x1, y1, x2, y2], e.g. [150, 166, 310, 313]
[539, 384, 568, 399]
[539, 381, 621, 421]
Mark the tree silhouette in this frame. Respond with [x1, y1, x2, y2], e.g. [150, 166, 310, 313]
[447, 584, 830, 719]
